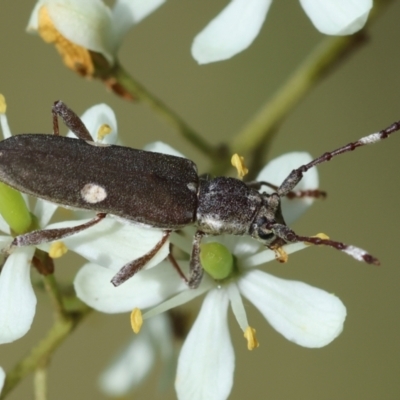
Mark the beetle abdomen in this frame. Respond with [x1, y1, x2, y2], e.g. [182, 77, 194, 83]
[0, 134, 199, 228]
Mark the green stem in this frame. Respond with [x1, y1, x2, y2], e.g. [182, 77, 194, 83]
[110, 63, 215, 157]
[231, 33, 365, 156]
[34, 364, 48, 400]
[0, 305, 91, 399]
[42, 274, 67, 320]
[232, 0, 394, 159]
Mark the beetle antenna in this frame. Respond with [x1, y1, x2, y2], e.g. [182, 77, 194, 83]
[295, 234, 380, 265]
[247, 180, 327, 199]
[278, 120, 400, 197]
[269, 224, 380, 266]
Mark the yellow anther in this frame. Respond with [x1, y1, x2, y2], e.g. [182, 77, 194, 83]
[97, 124, 112, 141]
[38, 6, 94, 77]
[244, 326, 259, 350]
[48, 241, 68, 258]
[231, 154, 249, 180]
[0, 94, 6, 114]
[273, 246, 288, 263]
[130, 308, 143, 334]
[305, 232, 330, 246]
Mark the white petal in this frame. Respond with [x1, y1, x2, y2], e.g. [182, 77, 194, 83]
[0, 113, 12, 140]
[300, 0, 372, 35]
[99, 328, 156, 396]
[143, 141, 187, 158]
[40, 218, 169, 272]
[243, 241, 308, 268]
[239, 270, 346, 348]
[0, 366, 4, 393]
[147, 314, 175, 387]
[0, 236, 12, 248]
[227, 282, 248, 332]
[191, 0, 272, 64]
[0, 215, 11, 235]
[46, 0, 115, 61]
[257, 152, 318, 225]
[74, 261, 185, 313]
[26, 0, 46, 31]
[111, 0, 166, 45]
[143, 275, 212, 320]
[176, 289, 234, 400]
[0, 247, 36, 344]
[67, 103, 118, 144]
[34, 199, 58, 228]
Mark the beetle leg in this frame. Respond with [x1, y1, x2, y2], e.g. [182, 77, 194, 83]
[188, 230, 205, 289]
[10, 213, 107, 248]
[52, 100, 94, 141]
[168, 253, 189, 285]
[5, 214, 106, 267]
[111, 230, 171, 287]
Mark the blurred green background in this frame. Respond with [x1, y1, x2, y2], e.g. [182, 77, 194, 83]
[1, 1, 400, 399]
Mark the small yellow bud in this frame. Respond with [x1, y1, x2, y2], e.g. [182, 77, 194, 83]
[130, 308, 143, 334]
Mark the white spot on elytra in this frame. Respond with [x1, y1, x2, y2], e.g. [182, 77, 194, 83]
[81, 183, 107, 204]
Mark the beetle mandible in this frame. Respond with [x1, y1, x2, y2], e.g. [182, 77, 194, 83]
[0, 101, 399, 288]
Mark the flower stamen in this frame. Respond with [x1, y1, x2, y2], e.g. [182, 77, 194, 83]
[130, 308, 143, 334]
[272, 246, 288, 263]
[244, 326, 259, 350]
[0, 94, 6, 114]
[231, 154, 248, 180]
[49, 241, 68, 258]
[37, 6, 94, 76]
[97, 124, 112, 141]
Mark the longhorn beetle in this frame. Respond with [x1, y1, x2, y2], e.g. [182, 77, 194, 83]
[0, 101, 399, 288]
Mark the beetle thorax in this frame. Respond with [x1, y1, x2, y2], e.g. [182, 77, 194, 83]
[196, 177, 263, 236]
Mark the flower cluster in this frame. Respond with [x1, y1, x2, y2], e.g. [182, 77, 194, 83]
[72, 143, 346, 397]
[0, 100, 346, 398]
[27, 0, 372, 69]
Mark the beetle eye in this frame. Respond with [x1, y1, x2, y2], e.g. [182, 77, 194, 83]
[258, 230, 274, 241]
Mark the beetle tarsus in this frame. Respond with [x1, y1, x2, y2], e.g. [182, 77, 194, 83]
[52, 100, 93, 141]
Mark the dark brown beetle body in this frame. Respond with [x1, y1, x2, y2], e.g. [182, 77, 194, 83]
[0, 101, 399, 288]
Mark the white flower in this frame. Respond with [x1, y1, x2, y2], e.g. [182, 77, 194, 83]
[99, 313, 176, 396]
[192, 0, 373, 64]
[0, 102, 123, 344]
[27, 0, 166, 64]
[73, 144, 346, 399]
[0, 102, 57, 344]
